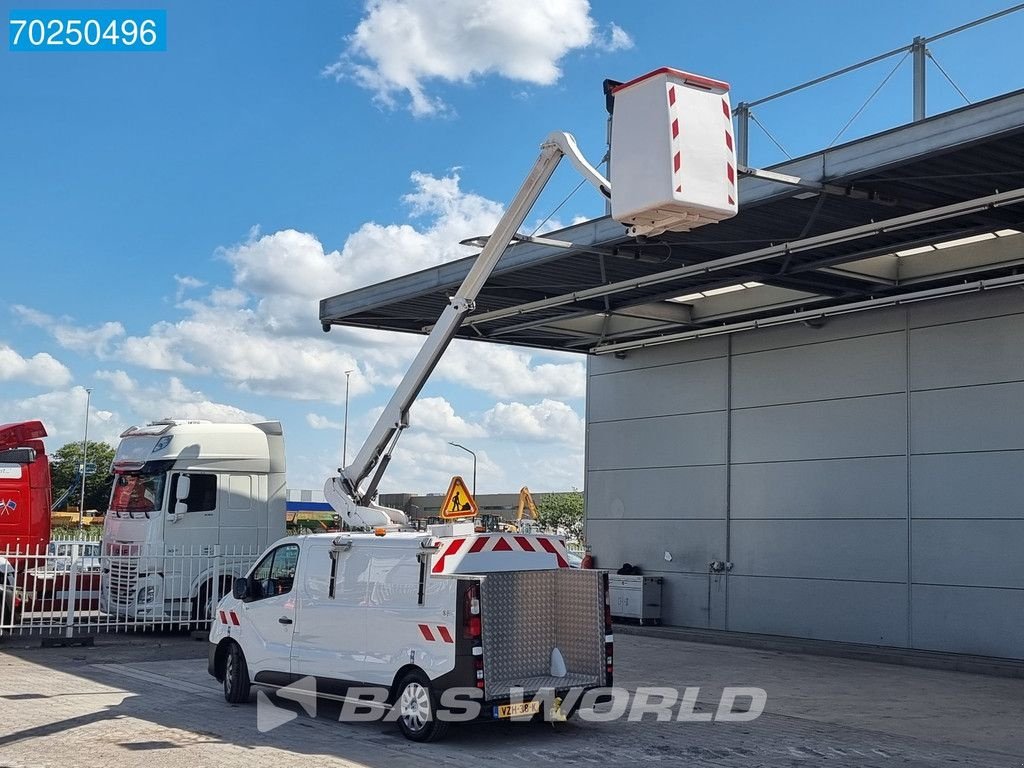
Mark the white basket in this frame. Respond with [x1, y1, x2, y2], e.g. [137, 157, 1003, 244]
[610, 67, 738, 236]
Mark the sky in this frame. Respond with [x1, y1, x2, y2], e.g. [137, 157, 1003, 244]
[2, 1, 1023, 496]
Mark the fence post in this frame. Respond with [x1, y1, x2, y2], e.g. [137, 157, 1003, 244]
[65, 543, 79, 638]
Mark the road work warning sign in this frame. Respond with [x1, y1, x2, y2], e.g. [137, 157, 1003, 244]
[440, 476, 478, 519]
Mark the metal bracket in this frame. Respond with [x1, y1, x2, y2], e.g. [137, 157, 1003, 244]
[738, 165, 897, 205]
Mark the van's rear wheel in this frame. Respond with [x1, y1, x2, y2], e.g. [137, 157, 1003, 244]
[395, 671, 448, 742]
[223, 642, 251, 704]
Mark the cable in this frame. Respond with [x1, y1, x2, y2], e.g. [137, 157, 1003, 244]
[530, 178, 587, 236]
[927, 50, 972, 105]
[749, 113, 793, 159]
[827, 51, 910, 148]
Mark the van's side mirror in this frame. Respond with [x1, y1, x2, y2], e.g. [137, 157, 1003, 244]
[232, 577, 250, 601]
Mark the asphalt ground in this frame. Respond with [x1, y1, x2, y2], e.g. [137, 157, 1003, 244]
[1, 629, 1022, 767]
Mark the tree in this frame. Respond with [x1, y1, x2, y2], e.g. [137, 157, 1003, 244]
[536, 490, 585, 542]
[50, 441, 116, 512]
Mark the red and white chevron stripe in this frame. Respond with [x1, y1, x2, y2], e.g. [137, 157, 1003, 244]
[723, 96, 736, 207]
[667, 84, 684, 195]
[417, 624, 454, 643]
[431, 534, 571, 574]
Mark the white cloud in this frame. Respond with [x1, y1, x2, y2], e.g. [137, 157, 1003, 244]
[484, 398, 583, 442]
[13, 305, 125, 358]
[380, 431, 502, 495]
[174, 274, 206, 301]
[595, 22, 633, 52]
[307, 412, 343, 430]
[327, 0, 624, 116]
[409, 396, 486, 439]
[95, 370, 264, 425]
[438, 341, 586, 399]
[6, 386, 122, 447]
[0, 344, 73, 387]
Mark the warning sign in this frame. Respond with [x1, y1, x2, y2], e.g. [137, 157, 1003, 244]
[440, 475, 478, 519]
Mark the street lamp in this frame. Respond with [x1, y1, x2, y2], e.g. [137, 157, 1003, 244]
[448, 442, 477, 496]
[342, 370, 353, 467]
[78, 387, 93, 530]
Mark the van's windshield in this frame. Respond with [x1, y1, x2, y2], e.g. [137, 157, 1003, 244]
[109, 472, 166, 515]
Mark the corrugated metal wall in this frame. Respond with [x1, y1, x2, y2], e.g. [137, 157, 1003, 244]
[586, 289, 1024, 659]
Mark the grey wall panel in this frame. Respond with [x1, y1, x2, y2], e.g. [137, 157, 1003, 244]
[727, 576, 908, 646]
[911, 585, 1024, 659]
[911, 452, 1024, 519]
[589, 357, 727, 423]
[635, 571, 727, 629]
[731, 394, 907, 463]
[912, 520, 1024, 589]
[910, 313, 1024, 390]
[730, 520, 907, 582]
[588, 411, 726, 470]
[731, 306, 905, 355]
[909, 286, 1024, 329]
[912, 382, 1024, 454]
[587, 519, 726, 576]
[732, 332, 906, 408]
[587, 466, 726, 521]
[731, 457, 906, 519]
[589, 336, 726, 376]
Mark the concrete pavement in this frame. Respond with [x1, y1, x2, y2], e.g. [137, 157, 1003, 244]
[0, 631, 1021, 767]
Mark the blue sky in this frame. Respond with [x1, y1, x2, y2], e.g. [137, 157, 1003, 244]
[2, 1, 1023, 495]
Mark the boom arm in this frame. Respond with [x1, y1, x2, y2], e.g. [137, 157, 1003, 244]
[325, 132, 610, 528]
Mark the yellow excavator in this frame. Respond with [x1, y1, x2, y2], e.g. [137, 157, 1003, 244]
[500, 486, 540, 533]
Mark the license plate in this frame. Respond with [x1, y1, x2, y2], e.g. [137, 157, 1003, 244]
[496, 701, 542, 718]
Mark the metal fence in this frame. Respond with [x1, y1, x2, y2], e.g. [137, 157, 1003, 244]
[0, 542, 262, 637]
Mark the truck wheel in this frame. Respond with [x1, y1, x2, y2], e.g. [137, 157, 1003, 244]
[394, 671, 449, 742]
[223, 642, 251, 704]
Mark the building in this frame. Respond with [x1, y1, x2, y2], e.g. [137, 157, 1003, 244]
[318, 79, 1024, 659]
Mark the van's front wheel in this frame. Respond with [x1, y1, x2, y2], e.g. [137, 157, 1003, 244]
[395, 671, 448, 742]
[223, 642, 251, 704]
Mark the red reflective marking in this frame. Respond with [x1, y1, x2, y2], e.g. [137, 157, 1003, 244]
[230, 611, 240, 626]
[676, 186, 682, 193]
[492, 536, 513, 552]
[432, 537, 466, 573]
[728, 195, 735, 205]
[668, 86, 676, 106]
[469, 537, 489, 554]
[219, 610, 227, 624]
[513, 536, 536, 552]
[437, 625, 453, 643]
[671, 118, 679, 138]
[537, 538, 569, 568]
[727, 164, 735, 183]
[673, 152, 681, 173]
[722, 98, 730, 117]
[725, 131, 733, 150]
[419, 623, 435, 642]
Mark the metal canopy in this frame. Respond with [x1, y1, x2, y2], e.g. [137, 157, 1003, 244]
[320, 89, 1024, 354]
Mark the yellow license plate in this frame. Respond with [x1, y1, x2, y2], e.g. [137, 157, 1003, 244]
[497, 701, 542, 718]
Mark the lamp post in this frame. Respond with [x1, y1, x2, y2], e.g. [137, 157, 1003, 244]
[448, 442, 477, 496]
[342, 370, 353, 466]
[78, 387, 93, 530]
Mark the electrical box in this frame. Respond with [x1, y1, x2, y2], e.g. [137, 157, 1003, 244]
[608, 574, 662, 625]
[610, 67, 738, 237]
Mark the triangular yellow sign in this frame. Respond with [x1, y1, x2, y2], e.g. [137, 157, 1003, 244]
[440, 475, 478, 519]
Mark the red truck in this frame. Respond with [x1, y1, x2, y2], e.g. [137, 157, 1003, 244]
[0, 420, 51, 552]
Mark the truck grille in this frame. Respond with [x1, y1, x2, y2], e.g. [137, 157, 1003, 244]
[104, 543, 141, 604]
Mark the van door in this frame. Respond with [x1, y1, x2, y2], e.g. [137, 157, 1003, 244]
[361, 545, 452, 687]
[237, 542, 298, 680]
[290, 542, 367, 687]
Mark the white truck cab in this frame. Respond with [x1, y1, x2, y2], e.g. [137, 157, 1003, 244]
[208, 524, 611, 741]
[101, 420, 287, 621]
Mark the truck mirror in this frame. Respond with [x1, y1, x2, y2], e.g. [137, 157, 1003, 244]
[175, 474, 191, 501]
[232, 577, 250, 600]
[174, 501, 188, 516]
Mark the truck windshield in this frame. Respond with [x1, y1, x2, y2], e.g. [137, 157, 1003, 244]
[110, 472, 166, 515]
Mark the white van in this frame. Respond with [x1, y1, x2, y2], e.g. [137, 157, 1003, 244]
[208, 524, 612, 741]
